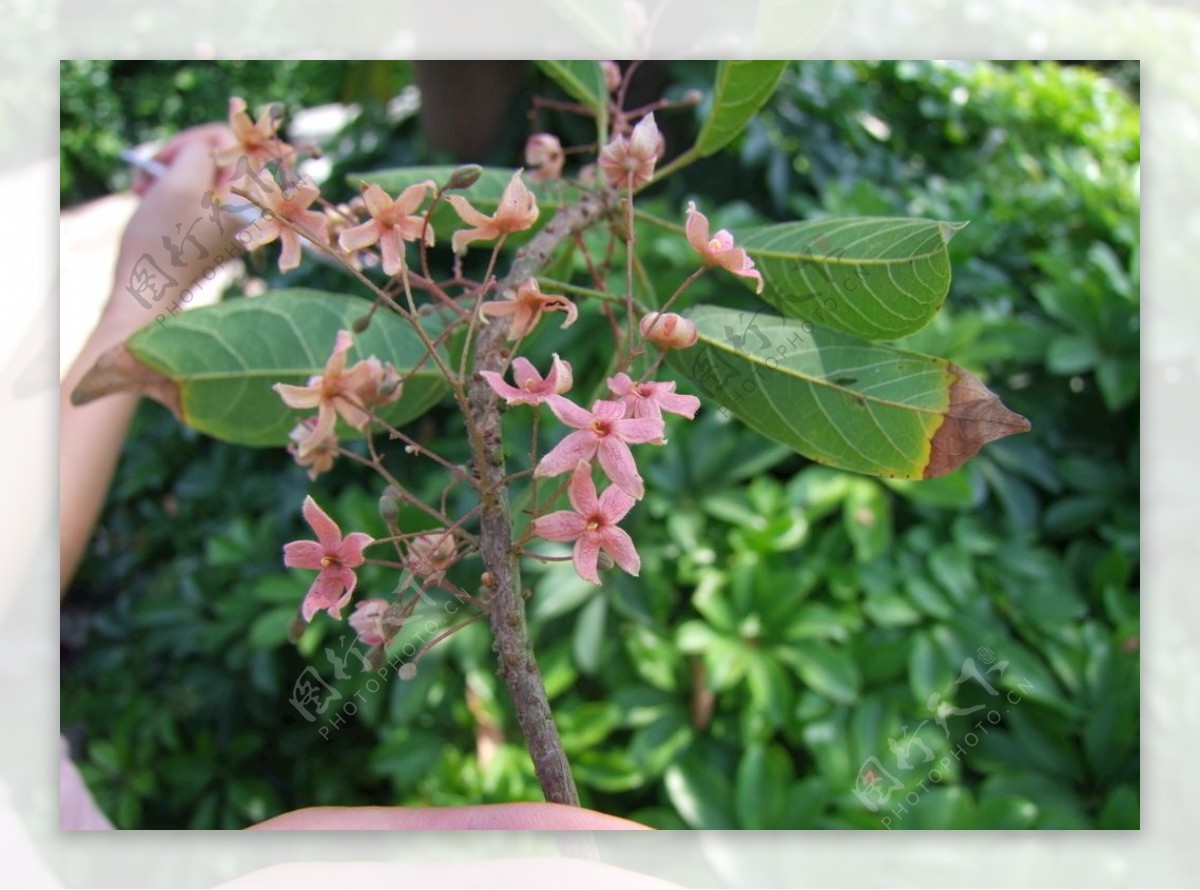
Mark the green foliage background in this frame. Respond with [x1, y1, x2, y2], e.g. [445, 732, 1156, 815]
[60, 60, 1139, 829]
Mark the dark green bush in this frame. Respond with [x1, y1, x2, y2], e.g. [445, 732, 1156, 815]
[61, 60, 1138, 829]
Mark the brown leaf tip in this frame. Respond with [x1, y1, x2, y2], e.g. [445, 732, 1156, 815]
[70, 342, 183, 420]
[925, 363, 1031, 479]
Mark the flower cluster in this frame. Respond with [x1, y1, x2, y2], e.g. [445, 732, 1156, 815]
[482, 346, 700, 584]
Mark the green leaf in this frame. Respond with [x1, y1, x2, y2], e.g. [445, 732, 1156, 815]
[975, 794, 1039, 829]
[90, 290, 450, 447]
[573, 594, 607, 675]
[735, 743, 793, 828]
[535, 61, 608, 142]
[693, 61, 789, 158]
[675, 305, 1030, 479]
[665, 757, 737, 829]
[740, 217, 965, 340]
[779, 642, 861, 703]
[843, 478, 892, 562]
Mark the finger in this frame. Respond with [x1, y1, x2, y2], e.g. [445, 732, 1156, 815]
[248, 803, 651, 831]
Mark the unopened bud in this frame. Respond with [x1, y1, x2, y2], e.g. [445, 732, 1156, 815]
[682, 89, 704, 106]
[446, 164, 484, 191]
[408, 530, 458, 576]
[601, 61, 622, 93]
[596, 551, 615, 572]
[365, 644, 388, 671]
[287, 614, 307, 644]
[352, 313, 372, 333]
[639, 311, 699, 349]
[398, 663, 418, 681]
[379, 487, 400, 524]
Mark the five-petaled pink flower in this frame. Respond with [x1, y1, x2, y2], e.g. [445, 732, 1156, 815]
[599, 113, 663, 190]
[685, 201, 764, 294]
[536, 396, 664, 499]
[533, 462, 641, 585]
[274, 330, 401, 458]
[284, 496, 374, 622]
[338, 180, 437, 275]
[480, 354, 573, 406]
[241, 177, 329, 272]
[479, 279, 578, 342]
[608, 373, 701, 423]
[525, 134, 564, 183]
[447, 170, 539, 255]
[214, 96, 295, 169]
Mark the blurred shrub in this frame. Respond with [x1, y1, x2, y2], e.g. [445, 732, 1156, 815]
[61, 60, 1138, 829]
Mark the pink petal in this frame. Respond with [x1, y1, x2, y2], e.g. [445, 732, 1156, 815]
[479, 298, 521, 318]
[533, 510, 589, 542]
[596, 438, 644, 500]
[567, 461, 600, 516]
[278, 229, 303, 272]
[241, 220, 280, 251]
[337, 531, 374, 566]
[378, 228, 406, 276]
[446, 195, 492, 227]
[658, 392, 702, 419]
[274, 382, 323, 409]
[545, 394, 595, 430]
[301, 569, 354, 622]
[283, 539, 325, 570]
[362, 183, 393, 218]
[607, 373, 635, 397]
[614, 416, 666, 444]
[536, 430, 599, 478]
[685, 201, 709, 254]
[301, 495, 343, 550]
[510, 357, 540, 390]
[394, 180, 436, 215]
[598, 484, 636, 523]
[572, 535, 602, 585]
[333, 394, 373, 431]
[480, 371, 533, 405]
[338, 221, 380, 252]
[598, 526, 640, 576]
[547, 354, 573, 394]
[295, 210, 330, 244]
[591, 400, 627, 423]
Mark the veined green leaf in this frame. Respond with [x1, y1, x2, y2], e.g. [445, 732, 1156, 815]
[73, 290, 451, 447]
[739, 217, 966, 340]
[536, 60, 609, 142]
[674, 305, 1030, 479]
[694, 61, 789, 158]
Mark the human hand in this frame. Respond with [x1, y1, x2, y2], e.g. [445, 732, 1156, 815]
[248, 802, 650, 830]
[105, 123, 241, 336]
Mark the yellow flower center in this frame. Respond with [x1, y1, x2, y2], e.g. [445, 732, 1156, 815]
[320, 555, 340, 568]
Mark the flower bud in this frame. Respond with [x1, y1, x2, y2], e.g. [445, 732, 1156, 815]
[408, 530, 457, 576]
[525, 133, 564, 182]
[379, 487, 400, 524]
[398, 662, 418, 681]
[639, 311, 699, 349]
[598, 113, 664, 190]
[350, 598, 393, 646]
[600, 61, 622, 93]
[446, 164, 484, 191]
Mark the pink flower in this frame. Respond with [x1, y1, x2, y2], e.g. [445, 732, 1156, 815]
[599, 113, 663, 190]
[287, 418, 338, 479]
[480, 353, 573, 406]
[447, 170, 539, 254]
[479, 279, 578, 341]
[639, 311, 699, 350]
[525, 134, 564, 183]
[607, 373, 701, 422]
[532, 462, 640, 585]
[274, 330, 401, 458]
[283, 496, 373, 622]
[214, 96, 295, 169]
[338, 180, 437, 275]
[685, 201, 764, 293]
[536, 396, 664, 499]
[349, 598, 400, 646]
[240, 177, 329, 272]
